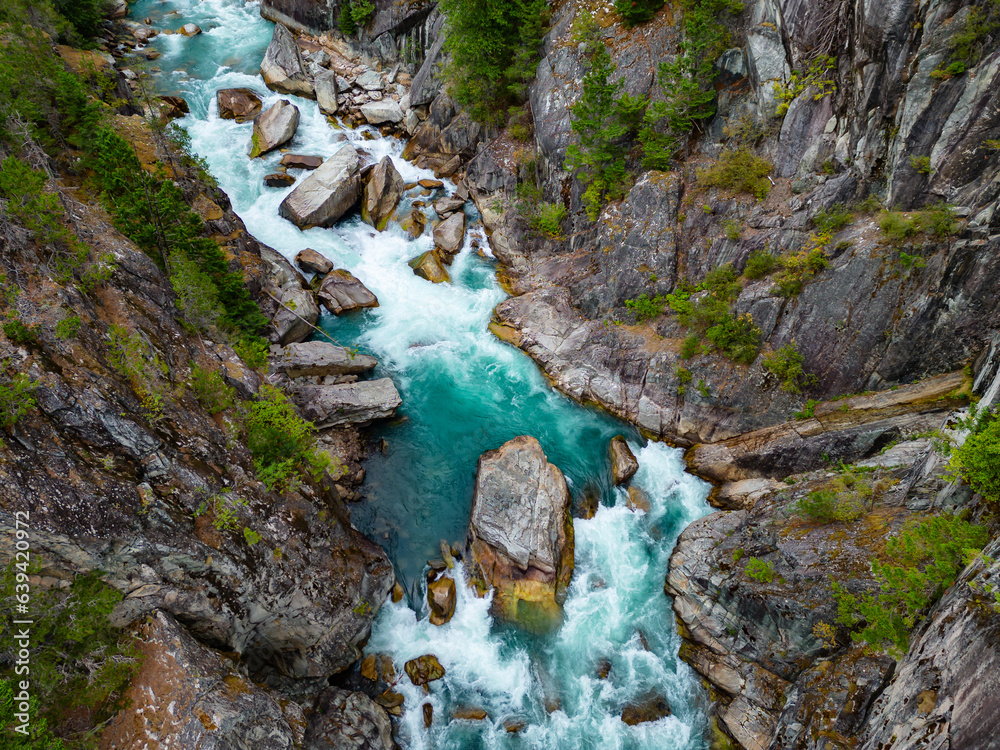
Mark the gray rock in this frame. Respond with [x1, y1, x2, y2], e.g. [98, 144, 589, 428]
[316, 269, 379, 314]
[409, 29, 446, 106]
[359, 99, 403, 125]
[433, 196, 465, 217]
[305, 688, 393, 750]
[249, 99, 300, 158]
[278, 146, 362, 228]
[315, 70, 338, 115]
[467, 436, 573, 629]
[433, 211, 465, 257]
[295, 248, 333, 275]
[217, 88, 262, 122]
[100, 611, 305, 749]
[272, 286, 319, 345]
[260, 23, 314, 98]
[355, 69, 383, 91]
[361, 156, 405, 230]
[609, 436, 638, 485]
[290, 378, 402, 428]
[271, 341, 377, 378]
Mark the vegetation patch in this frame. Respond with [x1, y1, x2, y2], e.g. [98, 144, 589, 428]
[950, 406, 1000, 505]
[878, 204, 959, 245]
[762, 342, 816, 394]
[773, 55, 837, 117]
[696, 149, 774, 200]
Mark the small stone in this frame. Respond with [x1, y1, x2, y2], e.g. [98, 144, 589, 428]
[360, 654, 378, 681]
[621, 694, 671, 725]
[504, 718, 527, 733]
[217, 88, 262, 122]
[626, 486, 651, 513]
[179, 23, 201, 36]
[391, 582, 404, 602]
[422, 703, 433, 728]
[374, 690, 404, 708]
[418, 178, 444, 189]
[281, 154, 324, 170]
[596, 658, 612, 679]
[264, 172, 296, 188]
[452, 707, 488, 721]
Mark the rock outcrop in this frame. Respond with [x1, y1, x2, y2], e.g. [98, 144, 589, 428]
[305, 688, 394, 750]
[249, 99, 300, 158]
[290, 378, 402, 427]
[261, 23, 314, 98]
[361, 155, 405, 230]
[466, 436, 574, 631]
[279, 146, 362, 228]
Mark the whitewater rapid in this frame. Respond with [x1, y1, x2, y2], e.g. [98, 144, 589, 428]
[132, 0, 713, 746]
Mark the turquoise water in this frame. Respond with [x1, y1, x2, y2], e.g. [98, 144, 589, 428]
[132, 1, 712, 746]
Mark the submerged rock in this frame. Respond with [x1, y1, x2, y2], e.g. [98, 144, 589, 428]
[452, 707, 488, 721]
[249, 99, 299, 158]
[278, 146, 362, 228]
[404, 654, 445, 686]
[271, 341, 377, 378]
[409, 251, 450, 283]
[217, 87, 261, 122]
[621, 694, 671, 725]
[609, 436, 639, 485]
[260, 23, 313, 98]
[305, 687, 393, 750]
[427, 576, 456, 626]
[467, 435, 574, 631]
[316, 268, 379, 314]
[291, 379, 402, 428]
[361, 155, 405, 231]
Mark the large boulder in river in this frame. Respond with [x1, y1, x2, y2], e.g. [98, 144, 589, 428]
[271, 341, 377, 378]
[290, 379, 402, 428]
[361, 156, 404, 231]
[360, 99, 404, 125]
[609, 436, 638, 485]
[408, 251, 449, 283]
[316, 269, 379, 314]
[217, 87, 261, 121]
[260, 23, 314, 98]
[294, 247, 332, 275]
[467, 436, 573, 631]
[427, 576, 456, 626]
[278, 147, 362, 228]
[249, 99, 299, 158]
[271, 286, 318, 344]
[433, 211, 466, 258]
[99, 611, 306, 748]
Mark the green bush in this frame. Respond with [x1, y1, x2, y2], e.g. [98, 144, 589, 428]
[234, 336, 270, 371]
[196, 489, 246, 531]
[528, 202, 567, 239]
[189, 363, 237, 415]
[762, 343, 816, 394]
[0, 371, 36, 429]
[772, 55, 836, 117]
[742, 250, 780, 279]
[680, 333, 701, 359]
[705, 312, 760, 364]
[794, 398, 819, 420]
[812, 204, 852, 234]
[0, 564, 140, 745]
[879, 204, 959, 245]
[909, 155, 932, 174]
[723, 219, 742, 241]
[696, 149, 774, 199]
[833, 512, 988, 655]
[745, 557, 774, 583]
[107, 324, 168, 420]
[55, 314, 82, 340]
[950, 406, 1000, 503]
[932, 0, 1000, 77]
[615, 0, 664, 26]
[625, 293, 667, 322]
[772, 244, 829, 297]
[52, 0, 109, 41]
[794, 488, 865, 523]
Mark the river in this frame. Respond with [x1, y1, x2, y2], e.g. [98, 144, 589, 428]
[131, 1, 712, 746]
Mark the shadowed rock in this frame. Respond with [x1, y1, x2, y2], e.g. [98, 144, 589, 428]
[305, 687, 393, 750]
[264, 172, 295, 188]
[467, 436, 573, 631]
[271, 286, 318, 345]
[281, 154, 323, 170]
[260, 23, 313, 98]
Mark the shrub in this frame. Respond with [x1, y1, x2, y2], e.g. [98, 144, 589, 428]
[55, 314, 82, 340]
[833, 512, 988, 655]
[772, 55, 836, 117]
[696, 149, 774, 199]
[772, 244, 829, 297]
[932, 0, 1000, 78]
[234, 336, 270, 371]
[196, 489, 246, 531]
[680, 333, 701, 359]
[950, 406, 1000, 503]
[742, 250, 780, 279]
[243, 527, 262, 546]
[879, 204, 959, 245]
[909, 155, 932, 174]
[243, 384, 329, 491]
[107, 324, 167, 420]
[528, 202, 567, 239]
[170, 254, 221, 333]
[723, 219, 742, 241]
[745, 557, 774, 583]
[52, 0, 109, 40]
[189, 363, 237, 415]
[794, 398, 820, 420]
[626, 293, 667, 322]
[616, 0, 664, 27]
[0, 371, 36, 429]
[705, 312, 760, 364]
[794, 488, 865, 523]
[812, 204, 852, 234]
[762, 343, 816, 394]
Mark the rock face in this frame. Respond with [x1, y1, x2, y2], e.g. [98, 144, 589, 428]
[304, 688, 393, 750]
[249, 99, 300, 158]
[217, 87, 262, 121]
[272, 285, 319, 344]
[361, 155, 405, 230]
[271, 341, 377, 378]
[278, 146, 362, 228]
[427, 576, 456, 626]
[260, 23, 314, 98]
[100, 611, 306, 748]
[295, 247, 333, 274]
[609, 436, 638, 485]
[433, 210, 465, 258]
[290, 378, 402, 427]
[467, 436, 574, 631]
[316, 269, 379, 314]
